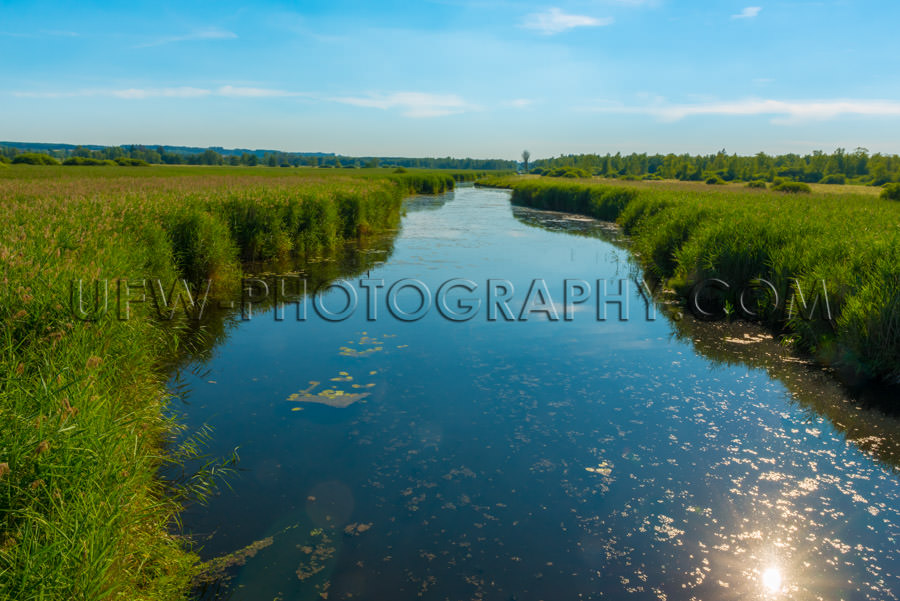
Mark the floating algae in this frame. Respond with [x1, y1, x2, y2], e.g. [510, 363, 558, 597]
[296, 530, 336, 582]
[287, 378, 374, 411]
[193, 536, 275, 585]
[342, 522, 373, 536]
[585, 461, 613, 477]
[338, 332, 391, 357]
[288, 380, 370, 409]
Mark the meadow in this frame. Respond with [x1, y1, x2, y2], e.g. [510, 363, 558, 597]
[0, 165, 465, 600]
[478, 175, 900, 388]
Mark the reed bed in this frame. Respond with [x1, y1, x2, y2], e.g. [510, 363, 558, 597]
[479, 176, 900, 387]
[0, 166, 453, 600]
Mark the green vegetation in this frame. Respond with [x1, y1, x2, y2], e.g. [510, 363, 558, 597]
[63, 157, 117, 166]
[881, 183, 900, 201]
[820, 173, 847, 185]
[0, 166, 453, 600]
[11, 153, 60, 166]
[530, 166, 591, 178]
[531, 147, 900, 186]
[771, 180, 812, 193]
[746, 180, 768, 189]
[1, 143, 517, 171]
[478, 175, 900, 387]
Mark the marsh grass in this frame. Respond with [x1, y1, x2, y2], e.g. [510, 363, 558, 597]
[0, 166, 455, 600]
[479, 175, 900, 386]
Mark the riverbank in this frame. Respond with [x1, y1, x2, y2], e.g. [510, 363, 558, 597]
[477, 175, 900, 391]
[0, 166, 465, 600]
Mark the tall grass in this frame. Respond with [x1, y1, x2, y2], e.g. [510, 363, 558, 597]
[0, 166, 451, 600]
[480, 176, 900, 387]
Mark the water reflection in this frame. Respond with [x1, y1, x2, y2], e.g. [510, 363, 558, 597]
[513, 204, 900, 472]
[175, 187, 900, 601]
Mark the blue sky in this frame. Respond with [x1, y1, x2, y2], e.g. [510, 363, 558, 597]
[2, 0, 900, 159]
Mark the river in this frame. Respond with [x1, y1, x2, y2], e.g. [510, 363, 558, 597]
[173, 185, 900, 601]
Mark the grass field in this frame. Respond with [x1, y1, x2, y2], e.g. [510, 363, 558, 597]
[0, 165, 463, 600]
[478, 175, 900, 388]
[509, 173, 885, 197]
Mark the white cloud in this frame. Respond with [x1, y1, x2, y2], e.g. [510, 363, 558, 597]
[13, 87, 212, 99]
[217, 85, 305, 98]
[332, 92, 472, 118]
[135, 28, 237, 48]
[111, 87, 212, 99]
[522, 8, 613, 35]
[504, 98, 535, 108]
[732, 6, 762, 19]
[583, 98, 900, 123]
[12, 86, 302, 100]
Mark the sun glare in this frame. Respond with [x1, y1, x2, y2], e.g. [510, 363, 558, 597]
[761, 566, 783, 594]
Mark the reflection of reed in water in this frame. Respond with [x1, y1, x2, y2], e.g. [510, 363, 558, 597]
[512, 198, 900, 471]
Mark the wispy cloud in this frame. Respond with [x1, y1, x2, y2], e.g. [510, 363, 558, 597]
[135, 28, 237, 48]
[732, 6, 762, 19]
[217, 85, 308, 98]
[522, 8, 613, 35]
[331, 92, 472, 118]
[584, 98, 900, 123]
[111, 87, 212, 99]
[11, 86, 306, 100]
[40, 30, 80, 37]
[13, 87, 212, 99]
[504, 98, 535, 108]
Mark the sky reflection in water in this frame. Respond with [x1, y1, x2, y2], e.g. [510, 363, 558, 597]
[176, 186, 900, 601]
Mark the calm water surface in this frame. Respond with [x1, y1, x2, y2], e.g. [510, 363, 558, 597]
[175, 186, 900, 601]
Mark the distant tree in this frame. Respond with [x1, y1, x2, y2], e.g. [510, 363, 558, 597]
[521, 150, 531, 172]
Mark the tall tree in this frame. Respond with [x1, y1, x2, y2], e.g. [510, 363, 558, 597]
[522, 150, 531, 172]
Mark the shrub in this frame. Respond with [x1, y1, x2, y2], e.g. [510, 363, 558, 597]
[820, 174, 847, 185]
[881, 183, 900, 201]
[619, 174, 641, 181]
[392, 166, 408, 173]
[0, 155, 9, 164]
[706, 176, 726, 185]
[115, 157, 150, 166]
[63, 157, 116, 166]
[547, 167, 590, 179]
[11, 152, 60, 165]
[746, 180, 767, 189]
[772, 181, 811, 194]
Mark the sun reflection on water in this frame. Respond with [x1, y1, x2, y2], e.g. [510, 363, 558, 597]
[761, 566, 783, 595]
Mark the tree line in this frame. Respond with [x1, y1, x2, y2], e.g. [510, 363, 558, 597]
[0, 144, 516, 171]
[530, 148, 900, 185]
